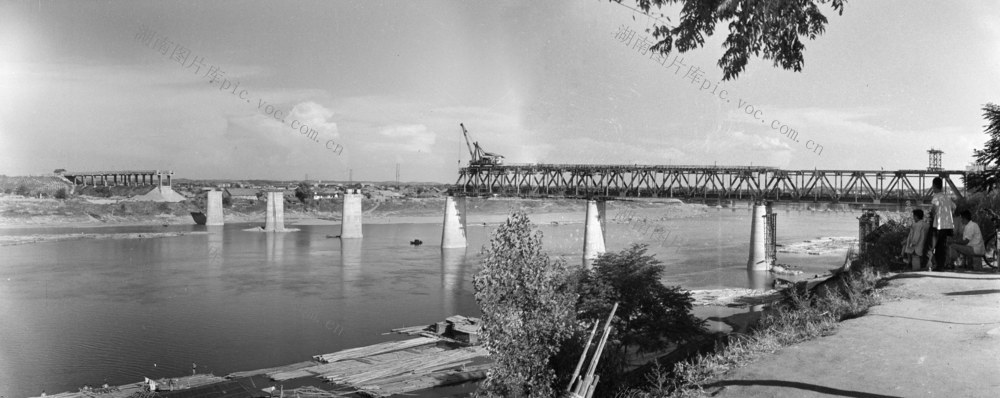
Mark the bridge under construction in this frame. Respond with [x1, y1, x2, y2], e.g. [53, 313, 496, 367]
[452, 164, 966, 204]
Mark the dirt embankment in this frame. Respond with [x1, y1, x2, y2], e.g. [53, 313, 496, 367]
[1, 195, 710, 228]
[0, 196, 199, 228]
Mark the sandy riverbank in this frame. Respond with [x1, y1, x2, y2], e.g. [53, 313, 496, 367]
[0, 231, 207, 246]
[1, 197, 710, 229]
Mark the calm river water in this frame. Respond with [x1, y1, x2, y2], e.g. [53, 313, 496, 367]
[0, 205, 860, 397]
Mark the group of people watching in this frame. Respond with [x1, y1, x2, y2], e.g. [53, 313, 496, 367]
[901, 177, 989, 271]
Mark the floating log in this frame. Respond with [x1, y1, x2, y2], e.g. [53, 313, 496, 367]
[319, 346, 487, 386]
[313, 336, 438, 363]
[226, 360, 317, 378]
[152, 374, 226, 391]
[359, 363, 492, 397]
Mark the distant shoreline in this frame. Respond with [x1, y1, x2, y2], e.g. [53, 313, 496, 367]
[0, 197, 710, 230]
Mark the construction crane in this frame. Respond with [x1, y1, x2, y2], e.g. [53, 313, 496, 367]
[460, 123, 504, 166]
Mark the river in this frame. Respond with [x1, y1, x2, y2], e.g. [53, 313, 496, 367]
[0, 205, 860, 397]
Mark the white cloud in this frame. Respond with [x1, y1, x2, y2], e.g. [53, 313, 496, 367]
[287, 101, 339, 140]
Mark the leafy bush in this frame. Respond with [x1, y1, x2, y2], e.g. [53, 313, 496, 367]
[569, 245, 707, 395]
[54, 188, 68, 199]
[474, 211, 579, 398]
[855, 212, 908, 272]
[15, 184, 29, 196]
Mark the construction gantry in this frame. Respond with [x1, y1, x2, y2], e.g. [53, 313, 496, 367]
[452, 164, 966, 204]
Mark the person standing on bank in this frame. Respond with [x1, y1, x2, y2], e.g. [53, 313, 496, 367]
[902, 209, 930, 270]
[949, 209, 985, 270]
[927, 177, 956, 271]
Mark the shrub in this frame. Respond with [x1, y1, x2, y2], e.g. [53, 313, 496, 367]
[474, 211, 579, 398]
[858, 212, 908, 272]
[15, 184, 29, 196]
[572, 245, 706, 395]
[54, 188, 68, 199]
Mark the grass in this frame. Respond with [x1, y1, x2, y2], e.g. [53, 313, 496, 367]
[619, 263, 886, 398]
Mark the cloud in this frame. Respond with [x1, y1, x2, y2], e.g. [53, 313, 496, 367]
[287, 101, 339, 140]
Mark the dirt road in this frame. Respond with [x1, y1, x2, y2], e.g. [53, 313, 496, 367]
[708, 270, 1000, 398]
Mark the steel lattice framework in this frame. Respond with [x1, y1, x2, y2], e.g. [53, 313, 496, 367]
[452, 164, 966, 204]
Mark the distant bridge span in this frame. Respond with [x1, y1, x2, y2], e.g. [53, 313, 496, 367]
[452, 164, 966, 204]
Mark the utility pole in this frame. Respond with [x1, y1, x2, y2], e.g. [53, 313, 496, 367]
[349, 168, 352, 184]
[396, 163, 400, 186]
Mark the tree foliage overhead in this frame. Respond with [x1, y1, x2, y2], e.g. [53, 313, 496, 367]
[626, 0, 846, 80]
[968, 103, 1000, 192]
[473, 211, 580, 398]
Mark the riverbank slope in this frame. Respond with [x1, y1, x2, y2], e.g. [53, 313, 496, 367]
[706, 270, 1000, 398]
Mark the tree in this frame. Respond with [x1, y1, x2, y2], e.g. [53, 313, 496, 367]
[473, 211, 580, 398]
[626, 0, 846, 80]
[294, 182, 312, 203]
[968, 103, 1000, 192]
[577, 244, 705, 358]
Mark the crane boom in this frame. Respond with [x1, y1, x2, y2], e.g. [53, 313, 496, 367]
[459, 123, 504, 166]
[460, 123, 476, 161]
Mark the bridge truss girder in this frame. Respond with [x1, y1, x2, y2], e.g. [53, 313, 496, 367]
[453, 165, 965, 204]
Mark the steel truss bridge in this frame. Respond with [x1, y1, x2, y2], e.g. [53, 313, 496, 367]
[452, 164, 966, 204]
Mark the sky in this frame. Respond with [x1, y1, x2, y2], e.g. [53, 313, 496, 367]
[1, 0, 999, 183]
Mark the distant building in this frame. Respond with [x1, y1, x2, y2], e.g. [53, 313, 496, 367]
[225, 188, 260, 201]
[368, 190, 404, 202]
[313, 188, 341, 200]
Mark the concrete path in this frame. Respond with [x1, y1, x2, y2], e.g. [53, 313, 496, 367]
[708, 271, 1000, 398]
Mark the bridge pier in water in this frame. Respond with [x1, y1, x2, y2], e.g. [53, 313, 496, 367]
[583, 200, 606, 269]
[747, 201, 773, 271]
[441, 196, 468, 248]
[341, 190, 364, 239]
[206, 190, 224, 226]
[264, 191, 285, 232]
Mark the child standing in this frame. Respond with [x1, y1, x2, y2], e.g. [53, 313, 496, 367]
[902, 209, 929, 270]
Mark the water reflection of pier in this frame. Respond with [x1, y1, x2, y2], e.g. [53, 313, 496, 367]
[340, 238, 363, 296]
[265, 231, 285, 263]
[206, 226, 224, 279]
[441, 248, 467, 317]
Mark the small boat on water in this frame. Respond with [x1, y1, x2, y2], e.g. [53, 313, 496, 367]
[410, 239, 423, 246]
[190, 212, 207, 225]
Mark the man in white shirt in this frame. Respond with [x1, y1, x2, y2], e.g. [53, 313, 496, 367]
[927, 177, 956, 270]
[949, 209, 985, 270]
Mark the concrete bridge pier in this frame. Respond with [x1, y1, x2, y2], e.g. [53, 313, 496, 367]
[264, 191, 285, 232]
[441, 196, 467, 248]
[747, 201, 771, 271]
[582, 200, 606, 269]
[341, 190, 364, 238]
[206, 190, 224, 226]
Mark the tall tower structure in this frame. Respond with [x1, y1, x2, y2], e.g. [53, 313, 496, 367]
[928, 148, 944, 171]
